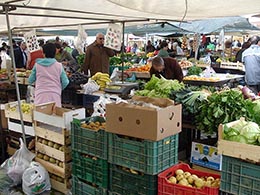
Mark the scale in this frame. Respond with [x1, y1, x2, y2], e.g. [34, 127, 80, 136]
[104, 81, 139, 96]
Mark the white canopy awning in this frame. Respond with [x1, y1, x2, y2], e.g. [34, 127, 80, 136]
[0, 0, 259, 33]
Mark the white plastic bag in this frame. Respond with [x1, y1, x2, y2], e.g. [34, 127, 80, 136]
[22, 162, 51, 195]
[26, 85, 35, 104]
[82, 79, 100, 94]
[110, 67, 119, 82]
[1, 138, 35, 185]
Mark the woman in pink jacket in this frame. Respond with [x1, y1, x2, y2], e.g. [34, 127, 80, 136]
[28, 42, 69, 107]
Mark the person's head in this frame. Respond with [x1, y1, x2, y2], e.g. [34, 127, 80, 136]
[20, 42, 27, 50]
[2, 42, 7, 47]
[42, 42, 56, 58]
[55, 42, 63, 54]
[225, 40, 232, 48]
[160, 41, 168, 50]
[96, 33, 105, 45]
[38, 39, 44, 47]
[62, 42, 68, 47]
[152, 56, 165, 72]
[250, 36, 260, 45]
[147, 40, 152, 46]
[55, 36, 60, 42]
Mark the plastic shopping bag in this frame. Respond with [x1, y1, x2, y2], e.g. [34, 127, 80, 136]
[82, 79, 100, 94]
[1, 138, 35, 185]
[22, 162, 51, 195]
[26, 85, 35, 104]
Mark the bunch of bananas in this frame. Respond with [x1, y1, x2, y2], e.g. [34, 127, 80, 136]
[91, 72, 111, 90]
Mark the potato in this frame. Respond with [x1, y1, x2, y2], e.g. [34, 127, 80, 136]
[178, 179, 189, 186]
[184, 171, 191, 178]
[168, 176, 177, 184]
[176, 174, 184, 181]
[175, 169, 184, 175]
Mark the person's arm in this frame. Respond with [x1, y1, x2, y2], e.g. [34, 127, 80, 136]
[60, 67, 69, 90]
[83, 47, 91, 74]
[28, 65, 36, 85]
[104, 47, 115, 57]
[173, 60, 184, 82]
[63, 51, 76, 66]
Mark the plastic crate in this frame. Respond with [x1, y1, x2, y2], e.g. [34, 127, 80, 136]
[158, 163, 220, 195]
[72, 176, 107, 195]
[71, 117, 108, 159]
[108, 133, 178, 175]
[83, 94, 100, 109]
[109, 164, 157, 195]
[72, 150, 109, 188]
[221, 155, 260, 195]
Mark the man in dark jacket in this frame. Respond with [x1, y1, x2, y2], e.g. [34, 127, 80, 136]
[150, 56, 183, 82]
[83, 33, 114, 76]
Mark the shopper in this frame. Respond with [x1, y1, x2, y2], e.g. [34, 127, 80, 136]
[28, 42, 69, 107]
[235, 41, 251, 63]
[83, 33, 114, 76]
[55, 42, 76, 67]
[150, 56, 183, 82]
[242, 36, 260, 94]
[27, 39, 45, 70]
[157, 41, 169, 57]
[146, 40, 155, 53]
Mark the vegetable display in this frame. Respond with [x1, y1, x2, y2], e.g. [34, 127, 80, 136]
[195, 89, 252, 134]
[135, 75, 185, 98]
[187, 65, 203, 76]
[223, 119, 260, 145]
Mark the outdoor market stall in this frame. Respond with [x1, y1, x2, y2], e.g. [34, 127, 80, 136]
[1, 0, 260, 195]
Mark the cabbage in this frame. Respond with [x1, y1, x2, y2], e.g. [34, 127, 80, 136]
[240, 122, 260, 144]
[228, 135, 248, 144]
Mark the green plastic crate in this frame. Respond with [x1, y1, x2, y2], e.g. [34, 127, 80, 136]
[71, 117, 108, 159]
[221, 155, 260, 195]
[72, 150, 108, 188]
[72, 176, 107, 195]
[108, 133, 178, 175]
[109, 164, 157, 195]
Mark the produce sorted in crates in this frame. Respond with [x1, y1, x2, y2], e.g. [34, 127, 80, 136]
[223, 118, 260, 145]
[126, 64, 151, 72]
[81, 121, 106, 130]
[37, 152, 64, 168]
[179, 60, 193, 69]
[167, 168, 220, 188]
[91, 72, 111, 90]
[135, 75, 185, 98]
[8, 102, 33, 114]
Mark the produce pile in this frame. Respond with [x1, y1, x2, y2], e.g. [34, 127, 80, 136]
[183, 75, 220, 82]
[126, 64, 151, 72]
[135, 75, 185, 98]
[186, 65, 202, 76]
[167, 168, 220, 188]
[81, 121, 106, 130]
[8, 102, 33, 114]
[223, 119, 260, 145]
[179, 60, 193, 69]
[91, 72, 111, 90]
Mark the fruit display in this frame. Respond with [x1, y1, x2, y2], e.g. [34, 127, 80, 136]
[8, 102, 33, 114]
[146, 52, 154, 58]
[183, 75, 220, 82]
[68, 71, 88, 85]
[126, 64, 151, 72]
[37, 137, 64, 152]
[91, 72, 111, 90]
[179, 60, 193, 69]
[166, 168, 220, 188]
[81, 121, 106, 131]
[36, 152, 64, 168]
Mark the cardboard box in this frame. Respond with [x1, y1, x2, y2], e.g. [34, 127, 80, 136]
[190, 142, 222, 171]
[106, 96, 182, 141]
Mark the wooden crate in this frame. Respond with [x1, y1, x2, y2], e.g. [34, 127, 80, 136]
[8, 118, 35, 136]
[35, 157, 71, 178]
[5, 100, 33, 123]
[50, 177, 71, 194]
[7, 145, 17, 156]
[34, 102, 85, 130]
[220, 62, 244, 71]
[218, 118, 260, 163]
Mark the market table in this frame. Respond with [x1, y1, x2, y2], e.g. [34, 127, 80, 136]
[183, 74, 244, 87]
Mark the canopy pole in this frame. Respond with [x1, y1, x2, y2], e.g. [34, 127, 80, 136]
[4, 4, 26, 145]
[121, 21, 125, 83]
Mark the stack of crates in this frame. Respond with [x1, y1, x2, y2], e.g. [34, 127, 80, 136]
[33, 102, 85, 194]
[108, 133, 179, 195]
[71, 116, 108, 195]
[4, 100, 35, 155]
